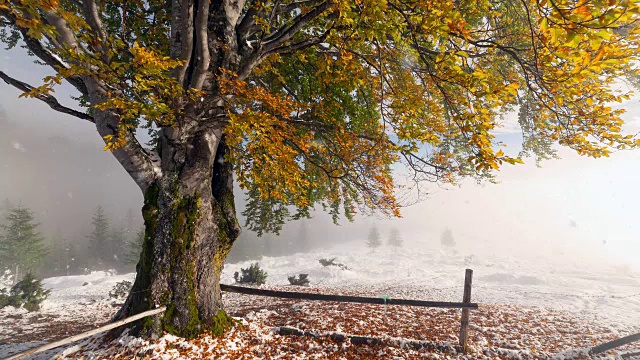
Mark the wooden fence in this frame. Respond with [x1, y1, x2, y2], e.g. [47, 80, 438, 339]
[2, 269, 477, 359]
[222, 268, 477, 351]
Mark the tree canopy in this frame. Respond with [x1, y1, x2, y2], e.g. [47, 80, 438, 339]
[1, 0, 639, 230]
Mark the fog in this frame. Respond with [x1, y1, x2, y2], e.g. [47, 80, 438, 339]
[2, 48, 640, 273]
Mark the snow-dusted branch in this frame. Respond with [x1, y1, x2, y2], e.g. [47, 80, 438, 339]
[0, 71, 94, 122]
[262, 1, 331, 54]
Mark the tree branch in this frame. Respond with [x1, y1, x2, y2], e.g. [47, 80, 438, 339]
[43, 9, 83, 53]
[170, 0, 195, 87]
[0, 71, 94, 122]
[190, 0, 210, 90]
[0, 8, 88, 96]
[82, 0, 109, 61]
[262, 1, 331, 53]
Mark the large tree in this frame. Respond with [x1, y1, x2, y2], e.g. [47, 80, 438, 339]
[1, 0, 639, 338]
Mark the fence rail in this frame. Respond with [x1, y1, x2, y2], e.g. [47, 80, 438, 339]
[220, 283, 478, 309]
[591, 332, 640, 355]
[2, 307, 167, 360]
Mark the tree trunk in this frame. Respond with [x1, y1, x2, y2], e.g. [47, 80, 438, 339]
[114, 128, 241, 339]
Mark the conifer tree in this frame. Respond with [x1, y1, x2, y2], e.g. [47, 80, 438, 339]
[87, 206, 111, 269]
[46, 230, 70, 276]
[0, 205, 47, 284]
[112, 209, 142, 268]
[125, 227, 145, 267]
[388, 227, 403, 248]
[441, 228, 456, 249]
[109, 225, 127, 267]
[366, 226, 382, 250]
[122, 209, 138, 240]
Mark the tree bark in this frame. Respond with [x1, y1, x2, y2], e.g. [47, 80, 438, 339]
[114, 128, 241, 338]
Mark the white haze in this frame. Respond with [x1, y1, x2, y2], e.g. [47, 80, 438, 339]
[1, 47, 640, 273]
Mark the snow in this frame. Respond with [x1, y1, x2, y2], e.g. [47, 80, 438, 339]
[2, 243, 639, 359]
[11, 141, 26, 152]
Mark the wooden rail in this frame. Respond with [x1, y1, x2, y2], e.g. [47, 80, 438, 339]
[622, 351, 640, 359]
[2, 307, 166, 360]
[220, 283, 478, 309]
[591, 332, 640, 355]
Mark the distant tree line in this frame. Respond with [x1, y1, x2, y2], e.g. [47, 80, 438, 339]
[0, 201, 143, 282]
[227, 221, 313, 263]
[365, 226, 403, 251]
[0, 199, 418, 280]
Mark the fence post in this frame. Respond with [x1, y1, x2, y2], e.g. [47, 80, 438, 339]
[459, 268, 473, 353]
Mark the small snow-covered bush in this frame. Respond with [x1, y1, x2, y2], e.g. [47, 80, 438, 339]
[319, 258, 349, 270]
[235, 263, 267, 286]
[0, 288, 17, 308]
[109, 280, 132, 300]
[287, 274, 310, 286]
[1, 272, 51, 312]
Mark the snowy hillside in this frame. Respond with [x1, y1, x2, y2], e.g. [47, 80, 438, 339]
[1, 243, 639, 359]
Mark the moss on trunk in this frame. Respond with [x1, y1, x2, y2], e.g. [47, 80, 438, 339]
[116, 136, 240, 339]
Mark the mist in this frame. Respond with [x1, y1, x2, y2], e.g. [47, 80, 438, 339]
[3, 97, 640, 272]
[2, 43, 640, 274]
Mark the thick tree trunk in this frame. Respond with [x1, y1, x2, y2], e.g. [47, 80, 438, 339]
[114, 129, 241, 338]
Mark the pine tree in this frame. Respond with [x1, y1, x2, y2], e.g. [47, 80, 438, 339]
[111, 209, 142, 268]
[388, 227, 403, 248]
[125, 227, 145, 267]
[87, 206, 111, 270]
[440, 228, 456, 248]
[109, 225, 127, 267]
[122, 209, 137, 240]
[366, 226, 382, 250]
[0, 205, 47, 284]
[46, 231, 70, 276]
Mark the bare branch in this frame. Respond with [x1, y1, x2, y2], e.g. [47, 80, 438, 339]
[0, 71, 94, 122]
[236, 6, 259, 52]
[262, 1, 331, 53]
[190, 0, 210, 90]
[236, 2, 333, 80]
[82, 0, 109, 60]
[265, 28, 332, 56]
[170, 0, 195, 87]
[219, 0, 245, 69]
[43, 10, 82, 52]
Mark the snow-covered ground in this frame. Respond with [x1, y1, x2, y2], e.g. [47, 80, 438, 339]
[1, 242, 639, 359]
